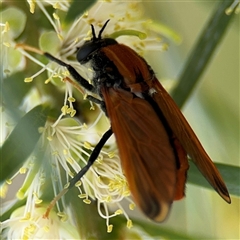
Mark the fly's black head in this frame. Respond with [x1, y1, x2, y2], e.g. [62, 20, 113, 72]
[77, 19, 117, 64]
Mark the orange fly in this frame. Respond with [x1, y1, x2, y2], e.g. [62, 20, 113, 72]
[44, 20, 231, 222]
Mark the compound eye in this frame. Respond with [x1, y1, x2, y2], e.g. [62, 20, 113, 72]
[76, 42, 99, 63]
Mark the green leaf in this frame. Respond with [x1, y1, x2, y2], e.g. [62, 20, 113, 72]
[0, 105, 49, 181]
[110, 215, 201, 240]
[171, 0, 238, 108]
[188, 161, 240, 197]
[1, 72, 31, 120]
[65, 0, 97, 22]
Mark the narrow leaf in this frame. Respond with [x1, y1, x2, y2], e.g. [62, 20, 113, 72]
[0, 105, 49, 181]
[111, 215, 201, 239]
[171, 0, 238, 108]
[2, 72, 31, 120]
[188, 161, 240, 197]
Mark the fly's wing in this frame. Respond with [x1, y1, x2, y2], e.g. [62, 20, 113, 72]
[150, 77, 231, 203]
[101, 87, 179, 222]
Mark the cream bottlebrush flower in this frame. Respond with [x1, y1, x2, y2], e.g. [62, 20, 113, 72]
[21, 0, 167, 84]
[42, 117, 134, 232]
[0, 115, 132, 235]
[1, 206, 80, 239]
[0, 132, 80, 239]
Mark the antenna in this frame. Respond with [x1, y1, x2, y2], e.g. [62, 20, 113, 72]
[98, 19, 110, 39]
[91, 24, 97, 40]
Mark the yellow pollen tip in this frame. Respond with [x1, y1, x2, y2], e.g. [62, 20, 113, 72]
[52, 151, 59, 156]
[61, 105, 68, 115]
[78, 193, 87, 198]
[97, 176, 102, 183]
[225, 1, 240, 15]
[53, 13, 60, 20]
[64, 182, 70, 189]
[70, 109, 76, 117]
[84, 141, 92, 149]
[68, 171, 74, 178]
[108, 151, 115, 158]
[57, 33, 63, 41]
[127, 219, 133, 229]
[74, 37, 80, 44]
[61, 214, 68, 222]
[75, 180, 82, 187]
[123, 190, 130, 197]
[29, 3, 35, 13]
[20, 212, 31, 222]
[53, 2, 60, 9]
[115, 209, 123, 215]
[96, 157, 103, 164]
[68, 97, 76, 102]
[47, 136, 53, 141]
[67, 157, 74, 164]
[43, 225, 50, 232]
[57, 212, 65, 217]
[62, 71, 70, 77]
[3, 22, 10, 33]
[66, 107, 73, 114]
[6, 179, 12, 185]
[17, 189, 25, 199]
[129, 203, 135, 210]
[83, 199, 91, 204]
[63, 149, 68, 155]
[38, 127, 45, 133]
[83, 94, 88, 100]
[104, 195, 112, 202]
[24, 77, 33, 83]
[35, 198, 43, 204]
[0, 184, 8, 198]
[3, 42, 10, 47]
[53, 73, 60, 78]
[107, 224, 113, 233]
[45, 78, 51, 84]
[83, 11, 88, 18]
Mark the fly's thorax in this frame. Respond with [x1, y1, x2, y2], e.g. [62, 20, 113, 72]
[89, 51, 123, 92]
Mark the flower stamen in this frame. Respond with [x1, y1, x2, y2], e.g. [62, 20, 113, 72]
[225, 0, 240, 15]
